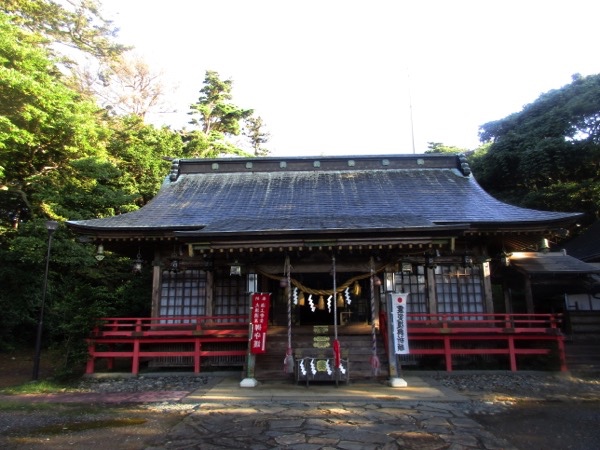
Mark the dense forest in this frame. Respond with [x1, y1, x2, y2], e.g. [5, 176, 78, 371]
[1, 1, 599, 377]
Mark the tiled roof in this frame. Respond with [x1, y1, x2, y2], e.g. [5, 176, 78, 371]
[563, 220, 600, 262]
[509, 252, 600, 275]
[67, 154, 580, 236]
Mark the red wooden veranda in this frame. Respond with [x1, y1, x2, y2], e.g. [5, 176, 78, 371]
[380, 312, 567, 372]
[86, 315, 248, 375]
[86, 313, 567, 375]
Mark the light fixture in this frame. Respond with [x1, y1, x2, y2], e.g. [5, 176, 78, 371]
[401, 262, 413, 273]
[169, 245, 182, 273]
[230, 261, 242, 276]
[317, 295, 325, 310]
[500, 251, 512, 267]
[384, 272, 396, 292]
[95, 244, 105, 261]
[170, 258, 181, 273]
[32, 220, 59, 381]
[540, 238, 550, 253]
[247, 272, 257, 293]
[298, 291, 305, 306]
[352, 281, 362, 296]
[425, 252, 437, 269]
[462, 254, 473, 268]
[132, 250, 143, 273]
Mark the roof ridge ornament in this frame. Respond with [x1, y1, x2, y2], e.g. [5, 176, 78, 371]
[457, 154, 471, 176]
[169, 159, 180, 181]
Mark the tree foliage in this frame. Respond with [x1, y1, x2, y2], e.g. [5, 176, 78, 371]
[425, 142, 468, 154]
[2, 0, 126, 64]
[473, 74, 600, 221]
[0, 6, 172, 374]
[104, 115, 181, 206]
[244, 115, 270, 156]
[0, 3, 267, 375]
[0, 11, 108, 221]
[188, 70, 252, 135]
[184, 70, 256, 158]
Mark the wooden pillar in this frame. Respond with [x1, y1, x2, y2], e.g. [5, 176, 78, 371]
[482, 261, 494, 313]
[206, 270, 214, 316]
[427, 267, 437, 313]
[524, 276, 535, 314]
[151, 263, 161, 317]
[504, 284, 513, 314]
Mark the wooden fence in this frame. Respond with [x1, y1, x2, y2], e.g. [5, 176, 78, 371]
[379, 312, 567, 372]
[87, 312, 567, 375]
[86, 315, 248, 375]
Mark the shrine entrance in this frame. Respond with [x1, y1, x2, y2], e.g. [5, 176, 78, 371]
[286, 272, 373, 327]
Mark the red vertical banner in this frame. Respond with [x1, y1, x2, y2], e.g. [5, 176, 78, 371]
[250, 293, 271, 354]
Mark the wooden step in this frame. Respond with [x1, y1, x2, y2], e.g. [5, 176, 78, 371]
[255, 325, 389, 381]
[565, 342, 600, 373]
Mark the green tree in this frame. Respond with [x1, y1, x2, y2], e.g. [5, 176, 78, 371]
[426, 142, 468, 154]
[2, 0, 126, 64]
[0, 8, 175, 375]
[244, 115, 270, 156]
[184, 70, 253, 158]
[474, 74, 600, 221]
[0, 11, 109, 224]
[105, 115, 182, 206]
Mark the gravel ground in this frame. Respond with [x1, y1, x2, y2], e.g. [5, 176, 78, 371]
[68, 371, 600, 408]
[433, 371, 600, 450]
[1, 372, 599, 449]
[432, 371, 600, 402]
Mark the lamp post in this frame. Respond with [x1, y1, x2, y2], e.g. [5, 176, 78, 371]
[32, 220, 59, 381]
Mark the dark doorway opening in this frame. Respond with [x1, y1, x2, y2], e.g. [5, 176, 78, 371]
[292, 273, 371, 326]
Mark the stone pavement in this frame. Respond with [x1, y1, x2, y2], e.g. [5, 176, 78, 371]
[147, 376, 517, 449]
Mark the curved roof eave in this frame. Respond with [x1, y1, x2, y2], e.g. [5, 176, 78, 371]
[65, 154, 584, 238]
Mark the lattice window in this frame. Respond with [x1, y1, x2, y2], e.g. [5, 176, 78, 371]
[434, 265, 484, 314]
[213, 269, 248, 316]
[159, 269, 207, 318]
[397, 265, 429, 314]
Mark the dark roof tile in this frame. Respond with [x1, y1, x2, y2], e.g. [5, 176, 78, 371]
[67, 155, 580, 235]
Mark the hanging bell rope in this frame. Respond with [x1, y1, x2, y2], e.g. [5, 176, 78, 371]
[283, 255, 294, 374]
[369, 256, 381, 376]
[332, 255, 341, 372]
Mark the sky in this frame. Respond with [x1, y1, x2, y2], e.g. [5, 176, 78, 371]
[99, 0, 600, 157]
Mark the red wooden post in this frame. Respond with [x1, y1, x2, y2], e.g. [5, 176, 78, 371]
[194, 338, 201, 373]
[107, 344, 114, 370]
[132, 339, 140, 375]
[443, 335, 452, 371]
[86, 341, 95, 374]
[556, 336, 568, 372]
[508, 335, 517, 371]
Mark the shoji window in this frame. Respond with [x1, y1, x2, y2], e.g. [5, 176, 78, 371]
[398, 265, 429, 314]
[159, 269, 207, 318]
[213, 269, 248, 316]
[434, 264, 484, 314]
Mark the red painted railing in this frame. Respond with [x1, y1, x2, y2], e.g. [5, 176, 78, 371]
[86, 315, 249, 375]
[379, 312, 567, 372]
[87, 313, 567, 375]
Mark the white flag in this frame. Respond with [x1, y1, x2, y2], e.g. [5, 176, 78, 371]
[390, 293, 410, 355]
